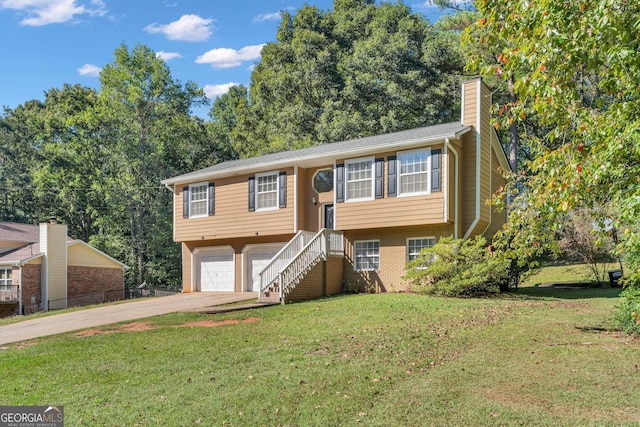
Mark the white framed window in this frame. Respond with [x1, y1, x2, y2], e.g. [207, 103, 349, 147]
[0, 268, 12, 289]
[407, 237, 436, 262]
[398, 149, 430, 196]
[189, 182, 208, 218]
[346, 157, 374, 201]
[256, 171, 279, 211]
[354, 240, 380, 271]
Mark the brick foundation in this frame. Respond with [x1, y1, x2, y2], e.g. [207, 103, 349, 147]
[343, 224, 455, 293]
[67, 266, 124, 306]
[21, 264, 42, 314]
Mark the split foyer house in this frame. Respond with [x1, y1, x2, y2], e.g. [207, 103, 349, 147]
[0, 219, 128, 317]
[161, 78, 510, 303]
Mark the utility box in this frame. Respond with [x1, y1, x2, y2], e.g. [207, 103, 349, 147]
[608, 269, 623, 287]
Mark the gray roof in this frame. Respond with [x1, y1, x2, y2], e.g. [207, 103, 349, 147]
[0, 243, 43, 264]
[162, 121, 470, 185]
[0, 222, 40, 243]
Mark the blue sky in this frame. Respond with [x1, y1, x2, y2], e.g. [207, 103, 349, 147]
[0, 0, 449, 118]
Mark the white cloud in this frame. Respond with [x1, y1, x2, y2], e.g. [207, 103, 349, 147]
[78, 63, 101, 77]
[0, 0, 106, 26]
[195, 44, 265, 69]
[144, 14, 214, 42]
[253, 12, 280, 23]
[203, 82, 241, 99]
[156, 51, 182, 61]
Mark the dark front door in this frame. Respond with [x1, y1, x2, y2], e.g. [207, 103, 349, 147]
[323, 204, 334, 229]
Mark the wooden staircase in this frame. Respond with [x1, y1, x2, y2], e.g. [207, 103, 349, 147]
[258, 229, 343, 304]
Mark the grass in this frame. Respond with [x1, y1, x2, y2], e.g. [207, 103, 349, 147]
[522, 262, 622, 286]
[1, 286, 638, 426]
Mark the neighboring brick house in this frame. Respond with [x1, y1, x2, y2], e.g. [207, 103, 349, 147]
[0, 219, 128, 317]
[161, 77, 510, 303]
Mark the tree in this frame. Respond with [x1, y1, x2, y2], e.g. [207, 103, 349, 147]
[404, 235, 510, 296]
[30, 84, 111, 242]
[207, 85, 248, 161]
[97, 43, 208, 287]
[558, 208, 616, 285]
[0, 103, 43, 223]
[464, 1, 640, 280]
[235, 0, 465, 155]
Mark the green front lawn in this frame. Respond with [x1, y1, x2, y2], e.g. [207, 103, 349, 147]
[1, 288, 638, 426]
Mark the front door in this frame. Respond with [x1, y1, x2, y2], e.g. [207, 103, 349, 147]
[323, 204, 334, 229]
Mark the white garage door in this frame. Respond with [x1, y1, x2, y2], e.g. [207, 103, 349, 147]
[247, 245, 284, 292]
[198, 248, 235, 292]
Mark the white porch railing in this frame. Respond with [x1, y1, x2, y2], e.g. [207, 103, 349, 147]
[259, 230, 315, 296]
[259, 229, 344, 302]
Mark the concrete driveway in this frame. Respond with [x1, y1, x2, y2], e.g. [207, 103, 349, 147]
[0, 292, 257, 346]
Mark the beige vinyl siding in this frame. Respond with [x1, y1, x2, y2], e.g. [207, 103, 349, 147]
[461, 77, 493, 238]
[462, 79, 479, 129]
[483, 146, 509, 239]
[40, 222, 67, 309]
[460, 131, 477, 234]
[479, 81, 492, 224]
[297, 167, 308, 231]
[67, 243, 123, 268]
[447, 138, 463, 236]
[302, 165, 335, 232]
[337, 193, 445, 230]
[174, 167, 296, 242]
[336, 149, 445, 231]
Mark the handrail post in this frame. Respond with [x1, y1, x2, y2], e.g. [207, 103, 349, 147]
[278, 271, 284, 304]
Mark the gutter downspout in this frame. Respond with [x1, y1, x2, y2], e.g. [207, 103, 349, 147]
[445, 139, 460, 239]
[293, 165, 298, 232]
[443, 142, 448, 224]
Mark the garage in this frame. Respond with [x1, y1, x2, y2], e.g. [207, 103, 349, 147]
[244, 244, 285, 292]
[196, 247, 235, 292]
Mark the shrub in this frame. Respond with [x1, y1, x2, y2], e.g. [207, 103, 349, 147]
[403, 236, 511, 297]
[615, 279, 640, 334]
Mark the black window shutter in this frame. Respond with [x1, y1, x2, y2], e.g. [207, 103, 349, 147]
[279, 172, 287, 208]
[387, 156, 397, 197]
[336, 163, 345, 203]
[183, 186, 189, 218]
[208, 182, 215, 215]
[431, 149, 442, 192]
[375, 158, 384, 199]
[248, 177, 256, 212]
